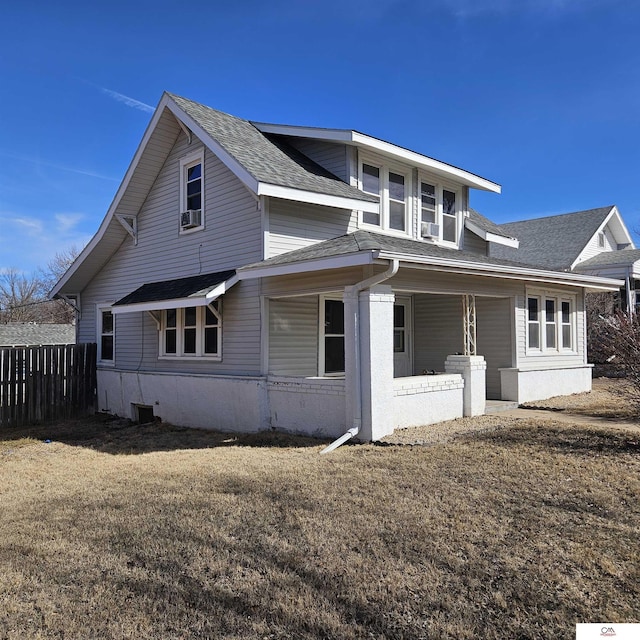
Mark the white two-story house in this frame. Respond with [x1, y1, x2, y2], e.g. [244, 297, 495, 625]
[51, 93, 622, 442]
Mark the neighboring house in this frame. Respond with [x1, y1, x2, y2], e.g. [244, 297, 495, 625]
[51, 93, 622, 442]
[491, 206, 639, 313]
[0, 323, 76, 348]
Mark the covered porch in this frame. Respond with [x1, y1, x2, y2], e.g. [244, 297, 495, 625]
[266, 285, 501, 441]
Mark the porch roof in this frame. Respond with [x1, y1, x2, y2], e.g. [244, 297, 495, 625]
[237, 230, 622, 290]
[112, 269, 238, 314]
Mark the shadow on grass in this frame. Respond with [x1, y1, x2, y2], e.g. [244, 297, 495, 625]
[0, 414, 329, 455]
[462, 423, 640, 456]
[521, 405, 640, 420]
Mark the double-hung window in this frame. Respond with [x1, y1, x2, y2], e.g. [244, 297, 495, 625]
[419, 176, 460, 245]
[526, 291, 575, 352]
[179, 150, 204, 233]
[320, 297, 345, 375]
[160, 303, 221, 359]
[360, 161, 410, 234]
[97, 306, 115, 365]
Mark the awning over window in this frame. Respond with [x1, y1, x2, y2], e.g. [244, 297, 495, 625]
[111, 270, 238, 314]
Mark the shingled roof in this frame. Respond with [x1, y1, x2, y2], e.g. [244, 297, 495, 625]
[241, 229, 553, 272]
[113, 270, 236, 307]
[573, 248, 640, 270]
[0, 323, 75, 347]
[490, 206, 615, 270]
[466, 208, 517, 241]
[169, 94, 378, 205]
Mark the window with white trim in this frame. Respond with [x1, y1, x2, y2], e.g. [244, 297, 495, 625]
[419, 177, 460, 245]
[526, 292, 574, 352]
[160, 303, 221, 359]
[360, 160, 410, 233]
[320, 297, 345, 375]
[179, 150, 204, 233]
[97, 306, 114, 364]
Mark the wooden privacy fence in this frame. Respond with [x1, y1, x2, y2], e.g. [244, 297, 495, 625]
[0, 343, 97, 428]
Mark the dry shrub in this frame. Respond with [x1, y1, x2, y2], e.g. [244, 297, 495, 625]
[590, 310, 640, 413]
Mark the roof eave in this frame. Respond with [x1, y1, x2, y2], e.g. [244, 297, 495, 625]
[238, 251, 378, 280]
[374, 250, 623, 290]
[257, 183, 379, 213]
[51, 92, 177, 299]
[252, 123, 501, 193]
[464, 219, 519, 248]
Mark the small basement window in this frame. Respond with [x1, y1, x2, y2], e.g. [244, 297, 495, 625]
[134, 404, 155, 424]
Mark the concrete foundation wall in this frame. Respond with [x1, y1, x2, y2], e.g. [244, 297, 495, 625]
[500, 365, 593, 404]
[97, 369, 267, 433]
[392, 374, 464, 429]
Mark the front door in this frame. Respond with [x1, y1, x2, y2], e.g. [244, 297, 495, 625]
[393, 297, 412, 377]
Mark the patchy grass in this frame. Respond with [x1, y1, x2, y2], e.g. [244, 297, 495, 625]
[523, 377, 639, 419]
[1, 413, 638, 639]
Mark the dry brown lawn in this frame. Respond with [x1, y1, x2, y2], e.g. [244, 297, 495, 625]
[1, 384, 639, 639]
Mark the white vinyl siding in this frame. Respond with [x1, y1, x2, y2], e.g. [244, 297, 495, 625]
[267, 199, 357, 258]
[79, 131, 263, 375]
[268, 296, 318, 376]
[413, 295, 463, 375]
[476, 297, 513, 399]
[283, 138, 349, 182]
[577, 225, 617, 263]
[463, 227, 488, 255]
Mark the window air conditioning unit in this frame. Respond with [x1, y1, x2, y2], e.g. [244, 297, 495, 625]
[421, 222, 440, 239]
[180, 209, 201, 229]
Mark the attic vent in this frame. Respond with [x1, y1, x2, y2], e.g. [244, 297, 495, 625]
[181, 209, 202, 229]
[421, 222, 440, 239]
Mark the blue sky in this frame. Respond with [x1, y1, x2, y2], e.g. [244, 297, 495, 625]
[1, 0, 639, 275]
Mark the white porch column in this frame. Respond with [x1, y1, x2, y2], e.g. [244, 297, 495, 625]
[444, 355, 487, 417]
[344, 284, 395, 442]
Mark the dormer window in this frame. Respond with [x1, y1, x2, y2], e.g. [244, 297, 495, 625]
[419, 178, 460, 245]
[360, 160, 410, 233]
[442, 189, 457, 243]
[179, 149, 204, 233]
[598, 232, 605, 248]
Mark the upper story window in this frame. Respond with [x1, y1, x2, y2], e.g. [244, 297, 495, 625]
[597, 232, 605, 248]
[360, 160, 410, 234]
[179, 149, 204, 233]
[419, 178, 460, 245]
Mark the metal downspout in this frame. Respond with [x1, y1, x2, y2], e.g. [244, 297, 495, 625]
[320, 259, 399, 454]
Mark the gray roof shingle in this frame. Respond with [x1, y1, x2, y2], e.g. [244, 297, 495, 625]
[573, 248, 640, 270]
[467, 208, 516, 240]
[490, 206, 614, 270]
[0, 324, 75, 347]
[168, 94, 377, 204]
[114, 270, 236, 306]
[240, 230, 550, 272]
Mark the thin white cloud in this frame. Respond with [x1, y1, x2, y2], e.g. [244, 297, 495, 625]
[0, 211, 91, 274]
[0, 150, 118, 181]
[100, 87, 155, 113]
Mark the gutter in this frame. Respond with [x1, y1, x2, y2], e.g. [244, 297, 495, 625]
[320, 258, 399, 455]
